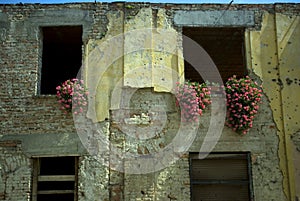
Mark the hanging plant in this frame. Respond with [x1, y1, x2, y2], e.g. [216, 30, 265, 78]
[56, 78, 88, 115]
[225, 75, 262, 135]
[188, 81, 212, 113]
[175, 81, 211, 122]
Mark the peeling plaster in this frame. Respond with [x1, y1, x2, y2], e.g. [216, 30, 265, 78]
[248, 11, 300, 200]
[86, 8, 182, 122]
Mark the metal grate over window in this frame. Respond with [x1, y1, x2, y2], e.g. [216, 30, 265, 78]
[189, 153, 253, 201]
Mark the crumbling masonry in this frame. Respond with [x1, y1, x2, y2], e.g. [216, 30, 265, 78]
[0, 2, 299, 201]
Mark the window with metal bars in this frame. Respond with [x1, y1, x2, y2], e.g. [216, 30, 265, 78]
[189, 153, 253, 201]
[183, 27, 247, 83]
[32, 156, 78, 201]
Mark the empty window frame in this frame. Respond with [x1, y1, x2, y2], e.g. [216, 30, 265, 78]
[189, 153, 253, 201]
[40, 26, 83, 94]
[32, 156, 78, 201]
[183, 27, 247, 83]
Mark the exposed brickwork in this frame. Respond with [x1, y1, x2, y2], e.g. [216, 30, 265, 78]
[0, 140, 20, 147]
[0, 141, 31, 201]
[0, 2, 299, 201]
[0, 3, 111, 136]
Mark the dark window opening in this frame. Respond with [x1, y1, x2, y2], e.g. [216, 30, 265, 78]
[39, 156, 75, 175]
[37, 194, 74, 201]
[183, 27, 247, 83]
[38, 181, 75, 191]
[189, 153, 253, 201]
[41, 26, 82, 94]
[32, 156, 78, 201]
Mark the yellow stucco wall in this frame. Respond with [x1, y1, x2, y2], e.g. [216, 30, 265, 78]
[85, 10, 125, 122]
[277, 13, 300, 200]
[247, 12, 300, 200]
[85, 8, 183, 122]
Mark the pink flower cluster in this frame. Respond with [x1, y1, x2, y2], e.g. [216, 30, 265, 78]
[175, 81, 211, 122]
[225, 75, 262, 135]
[56, 78, 88, 115]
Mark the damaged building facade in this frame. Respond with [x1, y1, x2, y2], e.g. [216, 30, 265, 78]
[0, 2, 299, 201]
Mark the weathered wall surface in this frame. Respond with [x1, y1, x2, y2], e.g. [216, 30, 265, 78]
[0, 2, 299, 201]
[0, 3, 95, 136]
[247, 5, 300, 200]
[0, 3, 111, 201]
[78, 155, 110, 201]
[275, 10, 300, 199]
[191, 95, 286, 200]
[291, 131, 300, 199]
[0, 141, 31, 201]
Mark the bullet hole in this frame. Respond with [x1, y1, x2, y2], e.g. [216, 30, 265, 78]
[277, 78, 283, 87]
[286, 78, 293, 85]
[267, 62, 271, 65]
[296, 105, 299, 107]
[254, 63, 258, 66]
[272, 79, 276, 82]
[271, 179, 277, 183]
[268, 71, 271, 74]
[287, 41, 292, 44]
[273, 67, 278, 70]
[141, 190, 145, 195]
[159, 58, 162, 60]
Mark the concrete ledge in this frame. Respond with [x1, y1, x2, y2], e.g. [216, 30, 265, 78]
[174, 10, 255, 27]
[0, 133, 87, 157]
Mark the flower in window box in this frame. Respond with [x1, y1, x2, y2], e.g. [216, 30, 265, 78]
[56, 78, 88, 115]
[175, 81, 211, 122]
[225, 75, 262, 135]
